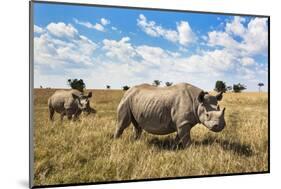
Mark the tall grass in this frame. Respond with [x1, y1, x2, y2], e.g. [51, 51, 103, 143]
[33, 89, 268, 186]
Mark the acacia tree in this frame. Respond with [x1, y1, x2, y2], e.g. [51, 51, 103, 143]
[258, 82, 264, 92]
[233, 83, 247, 93]
[122, 86, 130, 91]
[215, 80, 226, 92]
[165, 82, 173, 87]
[67, 79, 86, 92]
[106, 85, 111, 89]
[153, 80, 161, 87]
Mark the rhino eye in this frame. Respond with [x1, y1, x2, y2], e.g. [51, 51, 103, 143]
[206, 113, 209, 117]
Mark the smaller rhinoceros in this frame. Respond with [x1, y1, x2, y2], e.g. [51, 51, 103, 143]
[48, 89, 95, 121]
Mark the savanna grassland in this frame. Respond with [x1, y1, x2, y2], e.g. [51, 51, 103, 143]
[33, 89, 268, 186]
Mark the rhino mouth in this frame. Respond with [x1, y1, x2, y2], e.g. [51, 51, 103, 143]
[210, 123, 225, 132]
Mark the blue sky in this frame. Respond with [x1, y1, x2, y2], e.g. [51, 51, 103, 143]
[33, 2, 268, 91]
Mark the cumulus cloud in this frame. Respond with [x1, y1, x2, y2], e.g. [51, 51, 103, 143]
[100, 18, 110, 26]
[137, 14, 195, 46]
[74, 18, 110, 32]
[102, 37, 136, 61]
[225, 16, 246, 36]
[208, 16, 268, 56]
[34, 25, 45, 34]
[34, 22, 98, 70]
[241, 57, 255, 66]
[47, 22, 78, 38]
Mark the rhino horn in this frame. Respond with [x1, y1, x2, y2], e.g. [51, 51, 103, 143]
[216, 92, 223, 101]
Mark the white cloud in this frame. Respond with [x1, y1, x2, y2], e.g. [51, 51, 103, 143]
[34, 25, 45, 34]
[100, 18, 110, 26]
[74, 18, 105, 32]
[208, 31, 239, 49]
[241, 17, 268, 55]
[177, 21, 195, 46]
[225, 16, 246, 36]
[46, 22, 78, 38]
[102, 37, 136, 61]
[208, 16, 268, 56]
[137, 14, 195, 46]
[34, 22, 98, 70]
[241, 57, 255, 66]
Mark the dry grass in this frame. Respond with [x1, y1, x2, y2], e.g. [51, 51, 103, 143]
[32, 89, 268, 186]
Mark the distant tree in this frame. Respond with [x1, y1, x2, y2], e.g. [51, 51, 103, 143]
[165, 82, 173, 87]
[233, 83, 247, 93]
[215, 80, 226, 92]
[122, 85, 130, 91]
[153, 80, 161, 87]
[106, 85, 111, 89]
[258, 82, 264, 92]
[67, 79, 85, 92]
[40, 85, 43, 89]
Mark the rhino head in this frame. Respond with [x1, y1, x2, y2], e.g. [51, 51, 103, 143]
[197, 91, 226, 132]
[72, 92, 93, 113]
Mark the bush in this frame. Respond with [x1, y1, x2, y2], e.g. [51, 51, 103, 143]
[122, 86, 130, 91]
[233, 83, 247, 93]
[215, 81, 226, 92]
[67, 79, 85, 92]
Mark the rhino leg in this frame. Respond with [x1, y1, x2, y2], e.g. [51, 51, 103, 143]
[60, 111, 66, 122]
[176, 125, 191, 148]
[49, 106, 55, 121]
[114, 105, 132, 139]
[131, 117, 142, 140]
[73, 110, 82, 121]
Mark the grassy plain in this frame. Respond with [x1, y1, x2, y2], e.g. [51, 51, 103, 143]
[33, 89, 268, 186]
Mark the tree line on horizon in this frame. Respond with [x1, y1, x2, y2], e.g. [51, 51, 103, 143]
[39, 79, 265, 93]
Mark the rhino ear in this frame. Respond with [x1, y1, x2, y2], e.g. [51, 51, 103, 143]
[216, 92, 223, 101]
[88, 92, 92, 98]
[198, 91, 206, 103]
[72, 93, 79, 99]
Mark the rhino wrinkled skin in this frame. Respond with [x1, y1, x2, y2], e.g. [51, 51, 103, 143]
[114, 83, 226, 148]
[48, 89, 95, 121]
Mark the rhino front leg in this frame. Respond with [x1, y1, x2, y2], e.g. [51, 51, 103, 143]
[176, 124, 191, 149]
[49, 106, 55, 122]
[60, 111, 66, 122]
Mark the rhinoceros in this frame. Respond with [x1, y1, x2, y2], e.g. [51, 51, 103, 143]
[48, 89, 95, 121]
[114, 83, 226, 148]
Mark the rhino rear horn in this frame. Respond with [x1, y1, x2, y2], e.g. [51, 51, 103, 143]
[216, 92, 223, 101]
[88, 92, 92, 98]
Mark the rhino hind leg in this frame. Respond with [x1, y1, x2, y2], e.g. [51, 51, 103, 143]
[131, 116, 142, 140]
[114, 102, 132, 139]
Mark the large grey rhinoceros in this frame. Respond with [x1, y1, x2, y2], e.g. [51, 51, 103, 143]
[48, 89, 95, 121]
[114, 83, 226, 148]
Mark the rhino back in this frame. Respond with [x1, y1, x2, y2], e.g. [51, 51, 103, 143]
[126, 83, 202, 134]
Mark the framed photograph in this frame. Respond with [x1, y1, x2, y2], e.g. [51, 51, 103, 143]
[29, 1, 269, 188]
